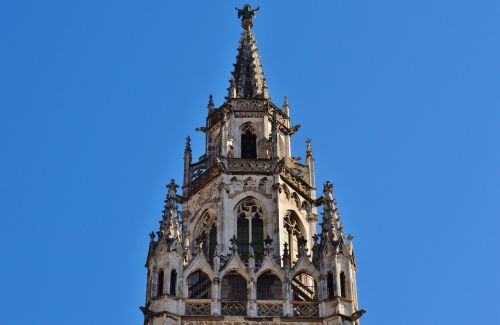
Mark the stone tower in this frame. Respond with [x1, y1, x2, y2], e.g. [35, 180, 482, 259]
[141, 5, 365, 325]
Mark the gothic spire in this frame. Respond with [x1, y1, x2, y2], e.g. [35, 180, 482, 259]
[160, 179, 180, 241]
[229, 5, 269, 99]
[207, 94, 214, 113]
[283, 96, 290, 116]
[321, 181, 347, 245]
[183, 136, 192, 190]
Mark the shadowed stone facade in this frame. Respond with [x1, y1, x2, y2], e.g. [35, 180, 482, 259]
[140, 5, 365, 325]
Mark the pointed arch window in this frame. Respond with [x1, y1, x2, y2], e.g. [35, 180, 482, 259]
[257, 272, 283, 300]
[235, 198, 264, 261]
[327, 272, 335, 299]
[241, 124, 257, 158]
[283, 211, 303, 266]
[221, 272, 247, 301]
[187, 271, 211, 299]
[169, 269, 177, 296]
[340, 271, 346, 298]
[157, 269, 164, 296]
[196, 211, 217, 266]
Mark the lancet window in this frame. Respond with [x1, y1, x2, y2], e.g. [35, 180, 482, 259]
[282, 211, 303, 265]
[187, 271, 211, 299]
[240, 123, 257, 158]
[196, 211, 217, 266]
[169, 269, 177, 296]
[157, 269, 164, 296]
[327, 272, 335, 299]
[235, 198, 264, 261]
[340, 271, 346, 298]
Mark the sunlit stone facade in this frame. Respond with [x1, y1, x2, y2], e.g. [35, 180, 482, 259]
[141, 5, 365, 325]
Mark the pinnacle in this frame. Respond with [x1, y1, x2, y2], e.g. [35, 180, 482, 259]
[228, 26, 268, 99]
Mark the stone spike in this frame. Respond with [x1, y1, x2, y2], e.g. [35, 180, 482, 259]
[229, 21, 268, 99]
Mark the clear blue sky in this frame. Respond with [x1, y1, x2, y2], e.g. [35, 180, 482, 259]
[1, 1, 499, 324]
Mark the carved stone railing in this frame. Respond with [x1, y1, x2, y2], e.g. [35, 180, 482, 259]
[188, 164, 221, 196]
[221, 301, 247, 316]
[292, 301, 319, 317]
[257, 300, 283, 316]
[231, 99, 267, 112]
[280, 166, 312, 199]
[227, 158, 273, 174]
[207, 99, 289, 129]
[185, 299, 211, 315]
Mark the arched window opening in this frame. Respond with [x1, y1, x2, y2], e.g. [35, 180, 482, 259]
[340, 271, 346, 298]
[241, 130, 257, 158]
[196, 211, 217, 266]
[208, 226, 217, 263]
[157, 270, 164, 296]
[252, 217, 264, 260]
[221, 272, 247, 301]
[283, 211, 303, 266]
[291, 273, 317, 301]
[170, 269, 177, 296]
[237, 216, 249, 259]
[236, 199, 265, 262]
[327, 272, 335, 299]
[187, 271, 211, 299]
[257, 272, 283, 300]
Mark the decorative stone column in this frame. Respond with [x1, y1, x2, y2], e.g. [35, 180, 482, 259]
[282, 243, 293, 316]
[247, 244, 257, 316]
[212, 277, 221, 316]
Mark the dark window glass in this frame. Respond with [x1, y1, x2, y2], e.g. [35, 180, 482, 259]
[257, 272, 282, 300]
[170, 269, 177, 296]
[208, 226, 217, 264]
[241, 131, 257, 158]
[221, 272, 247, 301]
[237, 217, 249, 260]
[252, 217, 264, 261]
[327, 272, 335, 299]
[157, 270, 164, 296]
[187, 271, 211, 299]
[340, 272, 346, 298]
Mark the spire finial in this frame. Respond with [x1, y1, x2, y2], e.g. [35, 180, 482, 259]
[283, 96, 290, 116]
[306, 138, 313, 157]
[184, 136, 191, 153]
[207, 94, 214, 112]
[235, 4, 260, 30]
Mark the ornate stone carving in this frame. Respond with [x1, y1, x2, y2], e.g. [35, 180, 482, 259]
[185, 302, 211, 315]
[231, 99, 266, 112]
[292, 302, 319, 317]
[188, 165, 221, 197]
[221, 301, 247, 316]
[227, 158, 272, 174]
[257, 303, 283, 316]
[280, 167, 312, 199]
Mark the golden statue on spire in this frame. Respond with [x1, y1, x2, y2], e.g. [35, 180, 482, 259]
[235, 4, 260, 29]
